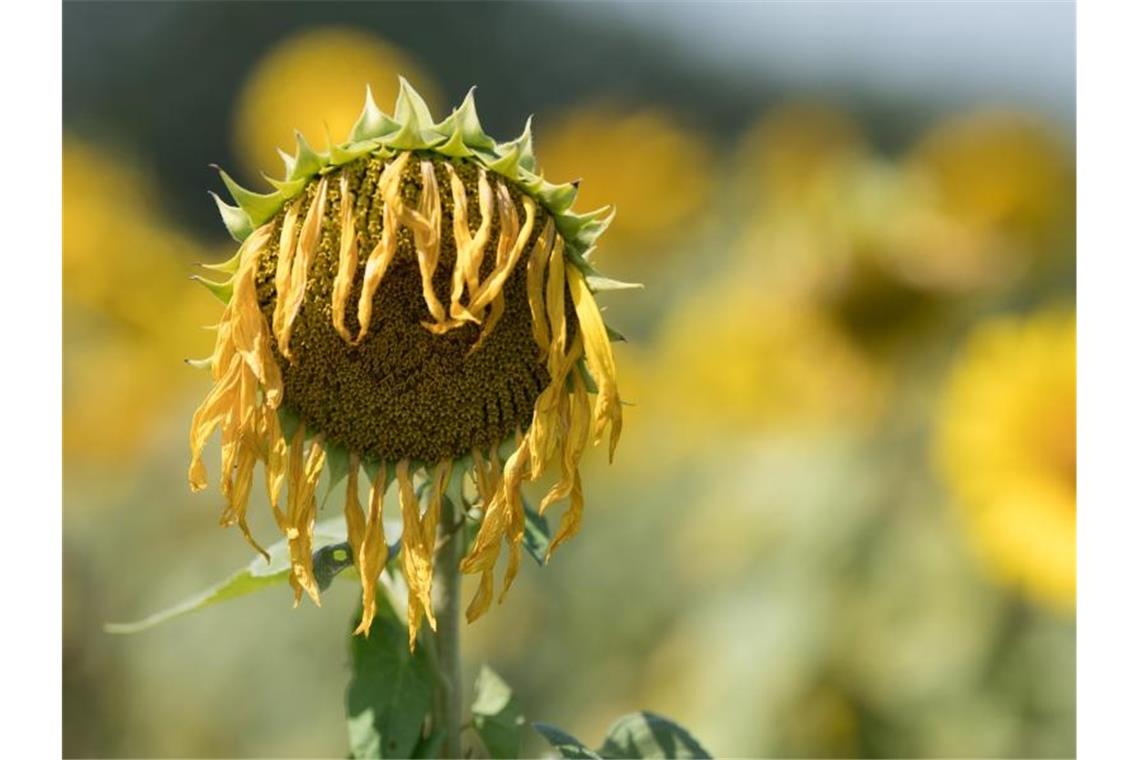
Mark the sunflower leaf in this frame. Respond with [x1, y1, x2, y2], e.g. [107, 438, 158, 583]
[346, 595, 434, 759]
[532, 724, 602, 760]
[597, 712, 711, 759]
[522, 500, 552, 567]
[471, 665, 526, 759]
[104, 518, 350, 634]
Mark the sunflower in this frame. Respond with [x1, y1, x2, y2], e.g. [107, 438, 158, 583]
[934, 308, 1075, 612]
[188, 80, 628, 646]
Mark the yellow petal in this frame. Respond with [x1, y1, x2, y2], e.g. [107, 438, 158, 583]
[411, 161, 447, 325]
[278, 176, 329, 358]
[271, 200, 302, 342]
[526, 220, 556, 357]
[355, 152, 410, 343]
[567, 265, 623, 461]
[331, 175, 360, 343]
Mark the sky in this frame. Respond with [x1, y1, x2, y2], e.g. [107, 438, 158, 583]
[569, 1, 1075, 122]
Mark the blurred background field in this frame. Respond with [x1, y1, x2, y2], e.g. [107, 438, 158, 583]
[62, 2, 1075, 758]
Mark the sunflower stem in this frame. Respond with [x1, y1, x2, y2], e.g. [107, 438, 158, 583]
[433, 495, 463, 758]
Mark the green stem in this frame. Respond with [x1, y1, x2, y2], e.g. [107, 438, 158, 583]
[434, 496, 464, 758]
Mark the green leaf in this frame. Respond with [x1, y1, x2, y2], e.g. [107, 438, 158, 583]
[346, 596, 434, 759]
[598, 712, 711, 759]
[522, 500, 551, 567]
[409, 728, 447, 759]
[471, 666, 526, 759]
[532, 724, 602, 759]
[104, 518, 350, 634]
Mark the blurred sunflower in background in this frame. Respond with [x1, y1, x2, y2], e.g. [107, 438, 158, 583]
[883, 110, 1074, 293]
[64, 139, 220, 465]
[537, 104, 713, 274]
[233, 27, 440, 181]
[934, 307, 1075, 612]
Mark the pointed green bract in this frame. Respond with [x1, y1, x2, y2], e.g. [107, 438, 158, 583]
[498, 116, 536, 173]
[191, 274, 233, 304]
[349, 84, 400, 142]
[211, 78, 618, 292]
[210, 192, 253, 242]
[217, 168, 282, 227]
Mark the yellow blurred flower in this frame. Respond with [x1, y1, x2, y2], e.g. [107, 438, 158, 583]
[650, 270, 884, 443]
[883, 110, 1074, 292]
[537, 104, 713, 258]
[934, 308, 1075, 612]
[735, 102, 866, 206]
[233, 27, 439, 180]
[731, 105, 1074, 302]
[64, 139, 221, 463]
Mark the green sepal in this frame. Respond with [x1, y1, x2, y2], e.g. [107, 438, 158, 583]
[577, 358, 599, 394]
[380, 117, 443, 151]
[278, 405, 302, 442]
[435, 87, 495, 152]
[210, 192, 253, 242]
[263, 172, 309, 197]
[559, 206, 615, 251]
[497, 116, 536, 173]
[277, 147, 296, 178]
[522, 498, 552, 566]
[383, 77, 443, 150]
[434, 127, 474, 158]
[349, 85, 400, 143]
[217, 168, 281, 226]
[587, 274, 644, 293]
[516, 168, 546, 195]
[190, 274, 233, 304]
[537, 179, 580, 215]
[362, 459, 393, 494]
[198, 247, 243, 275]
[321, 441, 353, 508]
[329, 138, 380, 168]
[287, 131, 325, 182]
[604, 322, 628, 343]
[486, 143, 522, 180]
[394, 76, 436, 129]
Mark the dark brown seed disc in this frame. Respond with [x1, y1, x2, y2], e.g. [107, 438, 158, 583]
[255, 153, 575, 463]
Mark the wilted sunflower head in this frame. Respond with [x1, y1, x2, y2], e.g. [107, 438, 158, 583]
[188, 79, 632, 647]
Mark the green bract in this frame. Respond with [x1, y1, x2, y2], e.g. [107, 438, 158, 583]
[210, 78, 630, 285]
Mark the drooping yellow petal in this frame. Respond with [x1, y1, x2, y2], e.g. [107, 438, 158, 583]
[468, 186, 536, 318]
[219, 432, 269, 561]
[544, 234, 567, 373]
[261, 405, 289, 528]
[283, 426, 326, 606]
[278, 176, 329, 358]
[350, 458, 392, 637]
[467, 169, 496, 291]
[442, 163, 482, 326]
[355, 152, 411, 343]
[271, 200, 302, 342]
[567, 265, 623, 461]
[526, 220, 556, 358]
[331, 175, 360, 343]
[541, 368, 593, 560]
[461, 431, 532, 618]
[412, 161, 448, 326]
[188, 353, 242, 491]
[396, 460, 434, 649]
